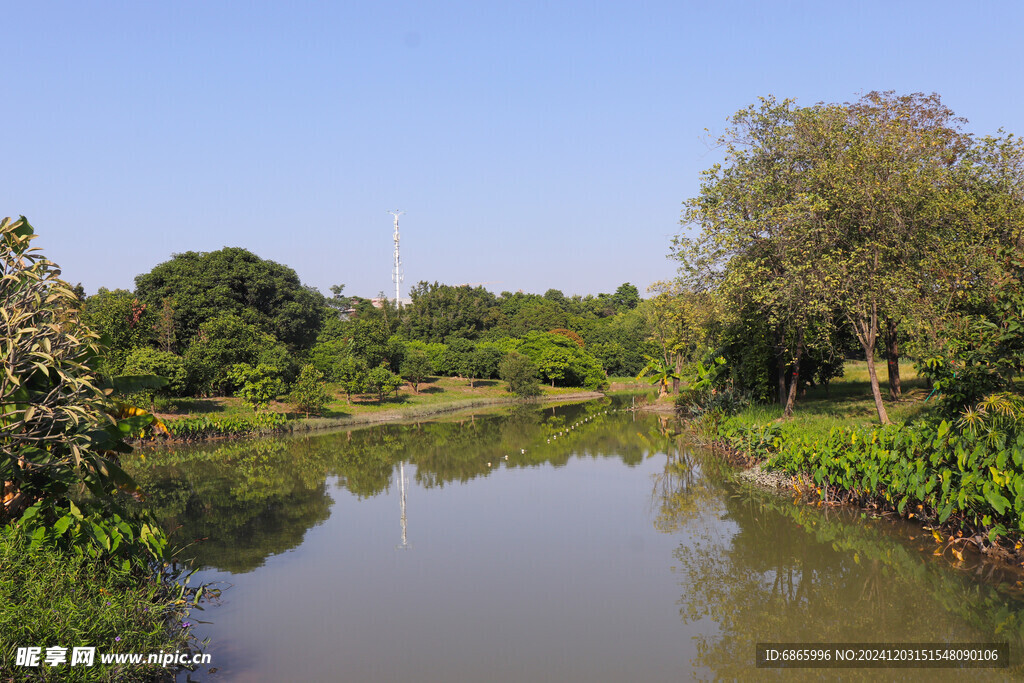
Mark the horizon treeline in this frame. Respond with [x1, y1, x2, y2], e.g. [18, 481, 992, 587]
[76, 248, 672, 402]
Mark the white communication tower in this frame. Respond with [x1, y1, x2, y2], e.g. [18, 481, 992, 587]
[388, 210, 405, 306]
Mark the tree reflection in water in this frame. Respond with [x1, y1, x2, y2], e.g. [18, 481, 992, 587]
[653, 447, 1024, 678]
[127, 400, 642, 573]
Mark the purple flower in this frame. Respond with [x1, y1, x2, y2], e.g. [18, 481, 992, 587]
[181, 622, 192, 629]
[115, 636, 121, 642]
[105, 601, 112, 606]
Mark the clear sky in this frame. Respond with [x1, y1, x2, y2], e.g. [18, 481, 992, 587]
[4, 1, 1022, 299]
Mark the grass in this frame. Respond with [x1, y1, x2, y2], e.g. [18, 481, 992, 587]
[727, 360, 935, 436]
[151, 375, 602, 437]
[315, 376, 591, 418]
[0, 532, 199, 681]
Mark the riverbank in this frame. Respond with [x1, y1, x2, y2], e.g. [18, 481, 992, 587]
[147, 377, 612, 443]
[694, 362, 1024, 569]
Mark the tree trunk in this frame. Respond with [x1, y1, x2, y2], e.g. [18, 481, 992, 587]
[783, 331, 804, 418]
[775, 330, 788, 406]
[672, 356, 682, 395]
[851, 303, 890, 425]
[884, 317, 901, 400]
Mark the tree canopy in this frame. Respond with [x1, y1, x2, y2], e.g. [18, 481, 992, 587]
[675, 91, 1024, 423]
[134, 247, 325, 352]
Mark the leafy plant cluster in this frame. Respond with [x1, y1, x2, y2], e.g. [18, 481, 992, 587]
[162, 412, 290, 440]
[1, 215, 203, 678]
[721, 416, 1024, 545]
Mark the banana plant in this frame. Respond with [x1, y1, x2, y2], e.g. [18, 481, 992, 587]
[636, 355, 680, 397]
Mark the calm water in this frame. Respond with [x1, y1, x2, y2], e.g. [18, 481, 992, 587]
[128, 400, 1024, 681]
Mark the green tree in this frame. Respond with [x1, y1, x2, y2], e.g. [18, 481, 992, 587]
[400, 349, 432, 394]
[307, 337, 351, 382]
[364, 364, 402, 402]
[183, 313, 291, 395]
[290, 364, 332, 417]
[348, 317, 391, 368]
[227, 363, 286, 411]
[441, 337, 476, 379]
[517, 332, 606, 389]
[134, 246, 326, 352]
[470, 344, 504, 381]
[402, 282, 499, 341]
[807, 92, 973, 423]
[337, 355, 368, 402]
[499, 352, 541, 397]
[80, 288, 156, 374]
[677, 97, 834, 417]
[611, 282, 641, 312]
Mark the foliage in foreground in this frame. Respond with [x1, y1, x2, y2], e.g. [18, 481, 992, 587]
[0, 216, 172, 565]
[0, 529, 201, 681]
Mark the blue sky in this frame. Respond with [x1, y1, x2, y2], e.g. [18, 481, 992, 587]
[4, 1, 1022, 299]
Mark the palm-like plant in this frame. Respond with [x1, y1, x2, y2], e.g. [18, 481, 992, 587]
[636, 355, 679, 397]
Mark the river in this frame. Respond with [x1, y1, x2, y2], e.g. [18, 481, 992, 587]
[127, 399, 1024, 681]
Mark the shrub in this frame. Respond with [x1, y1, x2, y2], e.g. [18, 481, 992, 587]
[290, 364, 331, 416]
[120, 347, 188, 406]
[719, 416, 1024, 544]
[0, 216, 168, 562]
[163, 412, 290, 440]
[400, 349, 432, 393]
[227, 362, 286, 411]
[365, 364, 403, 402]
[499, 352, 541, 398]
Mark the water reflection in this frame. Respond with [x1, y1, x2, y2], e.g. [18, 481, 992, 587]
[128, 400, 637, 572]
[655, 450, 1024, 678]
[126, 402, 1024, 680]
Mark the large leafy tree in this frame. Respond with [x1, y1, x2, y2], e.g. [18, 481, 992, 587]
[806, 92, 973, 423]
[402, 282, 499, 342]
[134, 247, 326, 352]
[80, 288, 157, 374]
[677, 97, 834, 416]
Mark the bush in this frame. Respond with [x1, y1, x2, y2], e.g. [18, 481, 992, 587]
[163, 412, 290, 440]
[364, 364, 403, 402]
[400, 349, 432, 393]
[227, 362, 286, 411]
[0, 216, 169, 563]
[719, 415, 1024, 543]
[290, 364, 331, 416]
[499, 352, 541, 398]
[120, 347, 188, 406]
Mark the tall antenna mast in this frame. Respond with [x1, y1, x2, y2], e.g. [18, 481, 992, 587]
[388, 210, 405, 306]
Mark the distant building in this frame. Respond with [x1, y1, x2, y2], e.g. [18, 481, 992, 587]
[369, 296, 411, 309]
